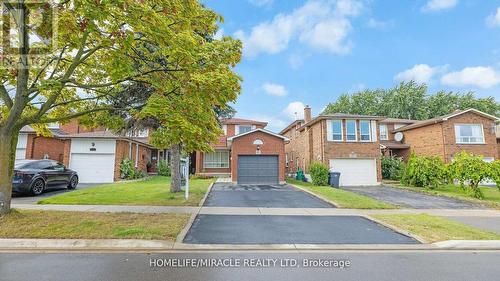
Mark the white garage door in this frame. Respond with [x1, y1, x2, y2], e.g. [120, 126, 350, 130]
[70, 153, 115, 183]
[329, 158, 378, 186]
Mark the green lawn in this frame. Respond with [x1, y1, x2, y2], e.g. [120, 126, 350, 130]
[39, 176, 214, 206]
[373, 214, 500, 243]
[0, 209, 189, 240]
[389, 182, 500, 209]
[287, 178, 397, 209]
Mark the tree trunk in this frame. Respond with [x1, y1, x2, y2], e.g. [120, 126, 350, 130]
[0, 132, 17, 214]
[170, 143, 182, 193]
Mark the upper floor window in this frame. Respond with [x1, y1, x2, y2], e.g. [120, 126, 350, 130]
[126, 128, 149, 138]
[455, 124, 484, 144]
[331, 120, 342, 141]
[237, 125, 252, 134]
[47, 122, 59, 129]
[379, 124, 388, 140]
[360, 120, 371, 141]
[222, 125, 227, 135]
[346, 120, 357, 141]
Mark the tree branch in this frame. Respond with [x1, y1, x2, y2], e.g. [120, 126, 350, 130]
[0, 84, 13, 108]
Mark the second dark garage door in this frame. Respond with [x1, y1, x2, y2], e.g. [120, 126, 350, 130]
[237, 155, 279, 184]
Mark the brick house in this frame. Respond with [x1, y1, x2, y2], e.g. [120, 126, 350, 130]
[16, 120, 167, 183]
[280, 106, 383, 186]
[384, 109, 499, 163]
[193, 118, 288, 184]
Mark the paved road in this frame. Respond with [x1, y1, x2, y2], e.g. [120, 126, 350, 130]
[184, 215, 419, 244]
[12, 183, 100, 204]
[446, 216, 500, 234]
[204, 183, 334, 208]
[1, 251, 499, 281]
[342, 185, 481, 209]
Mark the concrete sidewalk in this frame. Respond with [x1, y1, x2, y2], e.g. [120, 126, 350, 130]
[12, 203, 500, 217]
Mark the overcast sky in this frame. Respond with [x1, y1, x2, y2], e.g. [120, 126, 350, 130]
[203, 0, 500, 132]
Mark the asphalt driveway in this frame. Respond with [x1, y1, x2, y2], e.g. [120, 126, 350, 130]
[183, 215, 419, 244]
[342, 185, 482, 209]
[203, 183, 334, 208]
[11, 183, 99, 204]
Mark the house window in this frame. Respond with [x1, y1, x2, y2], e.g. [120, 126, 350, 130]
[203, 150, 229, 168]
[237, 125, 252, 134]
[379, 124, 388, 140]
[394, 124, 406, 130]
[331, 120, 343, 141]
[360, 120, 371, 141]
[455, 124, 484, 144]
[222, 125, 227, 135]
[346, 120, 357, 141]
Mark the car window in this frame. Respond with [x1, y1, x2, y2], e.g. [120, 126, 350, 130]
[36, 161, 54, 170]
[53, 162, 65, 171]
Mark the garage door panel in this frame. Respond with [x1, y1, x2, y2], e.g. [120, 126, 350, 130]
[329, 158, 377, 186]
[70, 153, 115, 183]
[238, 155, 279, 185]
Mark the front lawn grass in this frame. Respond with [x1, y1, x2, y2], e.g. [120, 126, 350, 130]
[389, 182, 500, 209]
[0, 209, 189, 240]
[287, 178, 397, 209]
[39, 176, 214, 206]
[373, 214, 500, 243]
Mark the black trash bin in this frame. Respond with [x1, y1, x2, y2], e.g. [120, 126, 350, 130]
[329, 172, 341, 188]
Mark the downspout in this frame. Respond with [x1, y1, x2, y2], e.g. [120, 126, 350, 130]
[441, 122, 447, 162]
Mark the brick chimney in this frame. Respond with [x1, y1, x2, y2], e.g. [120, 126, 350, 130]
[304, 105, 312, 123]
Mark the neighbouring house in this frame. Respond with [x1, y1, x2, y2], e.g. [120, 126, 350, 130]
[280, 106, 384, 186]
[379, 118, 418, 159]
[386, 109, 499, 163]
[497, 121, 500, 159]
[16, 120, 170, 183]
[193, 118, 288, 184]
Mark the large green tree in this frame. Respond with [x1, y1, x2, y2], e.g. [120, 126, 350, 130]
[322, 81, 500, 119]
[0, 0, 241, 214]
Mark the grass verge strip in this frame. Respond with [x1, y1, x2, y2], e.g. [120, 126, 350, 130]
[39, 176, 214, 206]
[287, 179, 397, 209]
[0, 209, 189, 240]
[373, 214, 500, 243]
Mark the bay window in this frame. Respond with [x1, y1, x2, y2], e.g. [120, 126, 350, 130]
[455, 124, 484, 144]
[204, 150, 230, 168]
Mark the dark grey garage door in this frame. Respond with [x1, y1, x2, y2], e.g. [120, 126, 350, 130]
[238, 155, 279, 184]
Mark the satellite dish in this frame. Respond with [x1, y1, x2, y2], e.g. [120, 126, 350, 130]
[394, 132, 404, 142]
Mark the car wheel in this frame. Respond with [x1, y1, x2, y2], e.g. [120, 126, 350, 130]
[30, 179, 45, 196]
[67, 176, 78, 190]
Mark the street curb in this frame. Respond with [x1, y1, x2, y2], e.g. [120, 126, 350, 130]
[288, 183, 340, 208]
[363, 215, 428, 244]
[1, 238, 500, 251]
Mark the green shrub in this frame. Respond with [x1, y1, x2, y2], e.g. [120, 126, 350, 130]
[381, 155, 404, 180]
[120, 158, 147, 180]
[449, 151, 491, 199]
[489, 160, 500, 191]
[157, 160, 171, 176]
[309, 162, 330, 186]
[401, 153, 447, 189]
[120, 158, 135, 180]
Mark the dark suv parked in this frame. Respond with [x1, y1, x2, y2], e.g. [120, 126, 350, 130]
[13, 160, 79, 196]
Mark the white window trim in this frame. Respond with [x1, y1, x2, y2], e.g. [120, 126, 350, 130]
[330, 119, 343, 142]
[222, 125, 227, 135]
[135, 143, 139, 167]
[454, 123, 485, 144]
[236, 125, 253, 135]
[379, 124, 388, 140]
[203, 150, 230, 169]
[345, 120, 357, 142]
[359, 120, 372, 142]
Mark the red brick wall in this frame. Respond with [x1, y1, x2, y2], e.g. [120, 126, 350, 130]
[230, 131, 286, 183]
[59, 119, 106, 134]
[497, 138, 500, 159]
[25, 134, 67, 163]
[113, 140, 151, 180]
[114, 140, 130, 180]
[401, 112, 497, 162]
[441, 112, 497, 162]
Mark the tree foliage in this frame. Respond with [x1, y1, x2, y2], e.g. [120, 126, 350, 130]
[449, 151, 491, 199]
[381, 155, 404, 180]
[0, 0, 241, 213]
[401, 153, 448, 189]
[322, 81, 499, 119]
